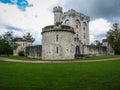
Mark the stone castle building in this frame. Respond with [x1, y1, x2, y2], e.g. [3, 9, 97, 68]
[13, 38, 33, 56]
[14, 6, 114, 60]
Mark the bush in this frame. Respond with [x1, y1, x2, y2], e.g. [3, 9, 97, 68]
[18, 51, 24, 56]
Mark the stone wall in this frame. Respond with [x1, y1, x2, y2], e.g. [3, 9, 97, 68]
[13, 41, 32, 56]
[26, 45, 42, 58]
[83, 45, 107, 56]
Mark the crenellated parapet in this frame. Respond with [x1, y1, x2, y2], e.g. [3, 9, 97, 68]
[41, 25, 75, 34]
[63, 9, 90, 21]
[53, 6, 63, 13]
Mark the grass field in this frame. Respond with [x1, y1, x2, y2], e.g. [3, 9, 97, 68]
[0, 60, 120, 90]
[0, 55, 42, 60]
[83, 55, 120, 60]
[1, 55, 120, 61]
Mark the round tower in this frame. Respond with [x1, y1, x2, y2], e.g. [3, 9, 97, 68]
[41, 25, 75, 60]
[53, 6, 63, 24]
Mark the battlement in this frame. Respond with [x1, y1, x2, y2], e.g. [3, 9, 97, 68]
[42, 25, 75, 34]
[63, 9, 90, 21]
[53, 6, 63, 13]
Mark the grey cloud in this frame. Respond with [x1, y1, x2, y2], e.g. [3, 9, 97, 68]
[3, 25, 22, 31]
[0, 21, 23, 31]
[92, 33, 106, 41]
[96, 33, 106, 38]
[63, 0, 120, 22]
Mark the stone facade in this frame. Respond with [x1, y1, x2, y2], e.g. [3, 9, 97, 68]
[102, 39, 114, 55]
[13, 38, 33, 56]
[62, 9, 90, 45]
[41, 6, 114, 60]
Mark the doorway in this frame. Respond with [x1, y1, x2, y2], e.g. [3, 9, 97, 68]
[75, 46, 80, 58]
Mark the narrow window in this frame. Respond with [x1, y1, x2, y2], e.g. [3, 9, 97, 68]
[84, 33, 85, 39]
[56, 35, 59, 42]
[76, 34, 78, 38]
[76, 25, 78, 28]
[83, 27, 85, 30]
[56, 47, 59, 54]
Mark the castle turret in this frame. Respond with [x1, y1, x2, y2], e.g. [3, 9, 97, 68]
[53, 6, 63, 24]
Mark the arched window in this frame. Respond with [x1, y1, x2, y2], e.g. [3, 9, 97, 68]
[65, 19, 69, 25]
[75, 19, 81, 29]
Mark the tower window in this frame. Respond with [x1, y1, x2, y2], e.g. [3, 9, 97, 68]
[76, 25, 78, 28]
[76, 34, 78, 38]
[56, 35, 59, 42]
[83, 27, 85, 30]
[84, 33, 85, 39]
[56, 47, 59, 54]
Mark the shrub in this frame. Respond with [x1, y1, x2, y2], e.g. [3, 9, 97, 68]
[18, 51, 24, 56]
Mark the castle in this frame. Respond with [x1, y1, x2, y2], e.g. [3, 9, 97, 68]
[14, 6, 114, 60]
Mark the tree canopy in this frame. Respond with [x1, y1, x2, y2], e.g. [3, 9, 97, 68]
[0, 31, 35, 55]
[91, 40, 102, 46]
[0, 31, 14, 55]
[107, 23, 120, 54]
[23, 32, 35, 42]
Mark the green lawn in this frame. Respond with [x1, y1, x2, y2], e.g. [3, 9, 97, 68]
[0, 55, 42, 60]
[0, 60, 120, 90]
[1, 55, 120, 61]
[81, 55, 120, 60]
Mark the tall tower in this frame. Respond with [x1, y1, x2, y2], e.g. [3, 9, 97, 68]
[53, 6, 63, 24]
[62, 9, 90, 45]
[41, 6, 75, 60]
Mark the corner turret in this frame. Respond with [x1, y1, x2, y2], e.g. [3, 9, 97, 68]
[53, 6, 63, 25]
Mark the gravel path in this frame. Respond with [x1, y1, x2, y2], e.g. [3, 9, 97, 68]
[0, 57, 120, 64]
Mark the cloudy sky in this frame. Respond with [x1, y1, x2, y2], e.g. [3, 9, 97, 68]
[0, 0, 119, 44]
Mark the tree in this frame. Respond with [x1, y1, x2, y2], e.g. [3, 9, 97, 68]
[0, 37, 12, 55]
[0, 31, 17, 55]
[0, 36, 4, 54]
[23, 32, 35, 42]
[91, 40, 102, 46]
[107, 23, 120, 54]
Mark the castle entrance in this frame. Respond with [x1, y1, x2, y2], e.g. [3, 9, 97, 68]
[75, 46, 80, 58]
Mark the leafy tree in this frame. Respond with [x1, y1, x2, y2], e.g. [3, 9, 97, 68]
[0, 31, 17, 55]
[0, 37, 4, 54]
[0, 37, 12, 55]
[91, 40, 102, 46]
[23, 32, 35, 42]
[107, 23, 120, 54]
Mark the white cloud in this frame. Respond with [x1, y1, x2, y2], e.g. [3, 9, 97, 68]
[0, 1, 112, 45]
[89, 35, 95, 44]
[89, 18, 111, 43]
[0, 0, 59, 44]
